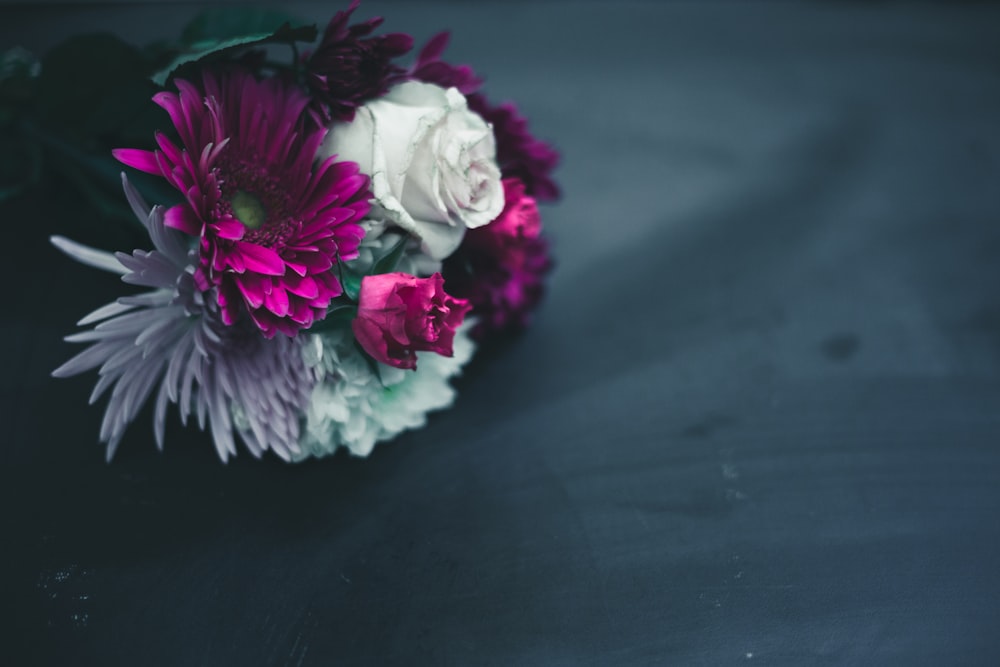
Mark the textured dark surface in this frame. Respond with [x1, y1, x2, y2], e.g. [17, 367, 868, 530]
[2, 2, 1000, 665]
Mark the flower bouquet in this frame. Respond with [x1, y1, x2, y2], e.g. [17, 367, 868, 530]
[22, 2, 558, 462]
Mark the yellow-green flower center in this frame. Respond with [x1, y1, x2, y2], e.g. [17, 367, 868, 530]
[231, 190, 267, 230]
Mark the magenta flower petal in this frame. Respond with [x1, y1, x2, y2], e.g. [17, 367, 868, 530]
[211, 218, 246, 241]
[112, 148, 161, 175]
[234, 274, 266, 309]
[115, 67, 372, 337]
[409, 32, 482, 95]
[264, 286, 290, 317]
[163, 204, 204, 236]
[284, 274, 320, 299]
[232, 242, 285, 275]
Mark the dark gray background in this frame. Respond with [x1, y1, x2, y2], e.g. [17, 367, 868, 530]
[2, 2, 1000, 665]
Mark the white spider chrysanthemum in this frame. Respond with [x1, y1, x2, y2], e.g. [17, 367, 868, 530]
[298, 321, 476, 459]
[51, 176, 314, 462]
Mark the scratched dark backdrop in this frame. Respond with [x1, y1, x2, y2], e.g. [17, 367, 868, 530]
[2, 2, 1000, 665]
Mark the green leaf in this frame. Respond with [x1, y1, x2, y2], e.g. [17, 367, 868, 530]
[307, 304, 357, 334]
[180, 7, 307, 44]
[371, 235, 410, 276]
[151, 22, 317, 87]
[338, 262, 364, 303]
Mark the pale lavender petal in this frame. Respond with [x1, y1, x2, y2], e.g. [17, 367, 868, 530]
[78, 301, 137, 326]
[52, 341, 118, 377]
[88, 372, 118, 405]
[51, 236, 128, 274]
[207, 380, 236, 462]
[121, 173, 151, 227]
[92, 309, 165, 336]
[164, 335, 195, 403]
[153, 380, 170, 450]
[135, 310, 189, 350]
[98, 344, 145, 379]
[118, 251, 185, 288]
[118, 291, 175, 309]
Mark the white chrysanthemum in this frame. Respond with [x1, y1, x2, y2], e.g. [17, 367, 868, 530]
[51, 176, 314, 462]
[297, 321, 475, 459]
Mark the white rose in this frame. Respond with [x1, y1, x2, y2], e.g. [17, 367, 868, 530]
[320, 81, 504, 260]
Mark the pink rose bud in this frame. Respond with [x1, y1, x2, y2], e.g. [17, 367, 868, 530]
[352, 272, 472, 370]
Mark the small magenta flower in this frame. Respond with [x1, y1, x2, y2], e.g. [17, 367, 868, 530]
[114, 67, 371, 338]
[352, 272, 471, 370]
[444, 178, 553, 337]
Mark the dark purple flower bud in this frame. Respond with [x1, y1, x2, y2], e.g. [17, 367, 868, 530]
[307, 0, 414, 122]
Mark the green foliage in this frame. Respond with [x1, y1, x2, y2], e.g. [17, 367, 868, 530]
[307, 304, 358, 334]
[338, 262, 364, 302]
[180, 7, 307, 44]
[335, 235, 414, 306]
[372, 235, 411, 276]
[152, 22, 317, 87]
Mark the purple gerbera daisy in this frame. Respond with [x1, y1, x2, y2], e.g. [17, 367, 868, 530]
[114, 67, 371, 338]
[306, 0, 413, 122]
[52, 176, 315, 462]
